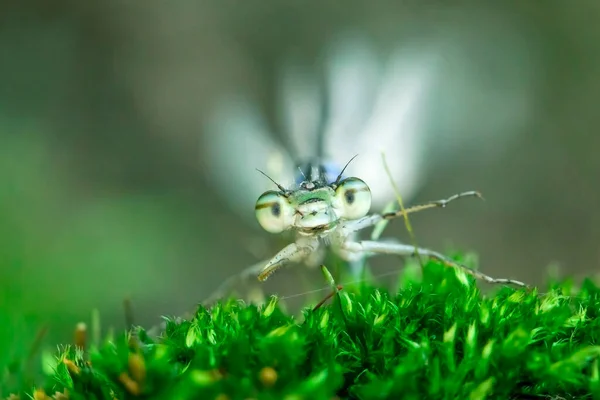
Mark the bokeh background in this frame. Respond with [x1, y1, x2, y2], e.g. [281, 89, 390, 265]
[2, 1, 600, 372]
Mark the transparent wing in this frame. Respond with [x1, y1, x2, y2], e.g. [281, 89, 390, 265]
[322, 34, 440, 210]
[276, 57, 324, 162]
[201, 94, 295, 227]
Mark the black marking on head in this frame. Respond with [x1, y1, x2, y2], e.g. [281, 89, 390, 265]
[298, 223, 331, 234]
[301, 198, 323, 205]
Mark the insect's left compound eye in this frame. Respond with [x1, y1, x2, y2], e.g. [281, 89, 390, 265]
[334, 177, 371, 220]
[255, 191, 295, 233]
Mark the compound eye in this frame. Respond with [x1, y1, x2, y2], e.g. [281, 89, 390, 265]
[335, 177, 371, 220]
[255, 191, 295, 233]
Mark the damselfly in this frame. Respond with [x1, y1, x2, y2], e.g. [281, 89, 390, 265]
[201, 33, 528, 304]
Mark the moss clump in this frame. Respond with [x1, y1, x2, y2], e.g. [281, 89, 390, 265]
[6, 259, 600, 399]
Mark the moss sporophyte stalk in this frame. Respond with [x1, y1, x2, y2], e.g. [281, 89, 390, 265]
[5, 259, 600, 399]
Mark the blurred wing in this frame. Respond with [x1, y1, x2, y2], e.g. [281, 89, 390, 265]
[323, 35, 439, 209]
[201, 94, 295, 227]
[276, 57, 324, 162]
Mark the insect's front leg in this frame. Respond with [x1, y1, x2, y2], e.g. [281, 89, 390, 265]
[202, 236, 320, 305]
[341, 239, 529, 288]
[341, 191, 483, 236]
[258, 236, 320, 281]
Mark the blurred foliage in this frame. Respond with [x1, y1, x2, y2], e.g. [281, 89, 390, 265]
[0, 124, 218, 374]
[4, 260, 600, 399]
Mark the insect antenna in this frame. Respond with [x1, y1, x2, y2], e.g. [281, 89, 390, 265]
[333, 154, 359, 185]
[256, 169, 288, 194]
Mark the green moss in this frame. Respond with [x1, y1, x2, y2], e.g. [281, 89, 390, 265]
[5, 259, 600, 399]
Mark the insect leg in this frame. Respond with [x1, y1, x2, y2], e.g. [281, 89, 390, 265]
[257, 236, 320, 281]
[202, 237, 320, 305]
[342, 239, 529, 288]
[342, 191, 483, 235]
[383, 191, 483, 220]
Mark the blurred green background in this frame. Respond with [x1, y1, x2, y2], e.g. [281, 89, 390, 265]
[2, 1, 600, 373]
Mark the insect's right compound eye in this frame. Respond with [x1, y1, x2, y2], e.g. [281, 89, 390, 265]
[255, 191, 294, 233]
[334, 177, 372, 220]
